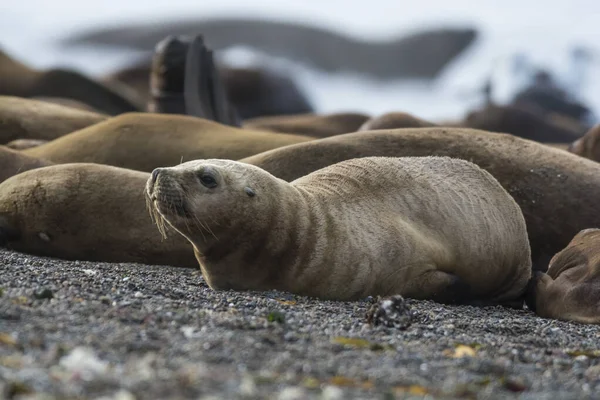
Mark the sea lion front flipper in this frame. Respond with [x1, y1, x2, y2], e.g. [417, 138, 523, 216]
[184, 35, 241, 126]
[147, 35, 189, 115]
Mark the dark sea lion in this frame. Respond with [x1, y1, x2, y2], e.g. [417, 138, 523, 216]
[0, 96, 107, 143]
[0, 48, 141, 115]
[358, 112, 437, 131]
[527, 229, 600, 324]
[60, 18, 477, 80]
[239, 127, 600, 271]
[147, 157, 531, 303]
[461, 103, 585, 142]
[184, 35, 241, 126]
[219, 67, 313, 120]
[103, 60, 152, 102]
[0, 145, 53, 183]
[147, 36, 188, 115]
[0, 163, 196, 267]
[461, 104, 585, 143]
[243, 112, 369, 137]
[23, 113, 314, 172]
[569, 124, 600, 162]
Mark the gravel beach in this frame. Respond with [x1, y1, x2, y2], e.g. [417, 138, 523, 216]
[1, 249, 599, 400]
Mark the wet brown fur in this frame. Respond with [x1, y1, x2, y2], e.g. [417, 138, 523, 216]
[24, 113, 314, 172]
[358, 112, 436, 131]
[146, 157, 531, 302]
[0, 163, 196, 266]
[0, 96, 107, 143]
[527, 229, 600, 324]
[243, 112, 370, 137]
[240, 127, 600, 271]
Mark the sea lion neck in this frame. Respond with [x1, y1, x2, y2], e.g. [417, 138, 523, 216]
[191, 182, 319, 292]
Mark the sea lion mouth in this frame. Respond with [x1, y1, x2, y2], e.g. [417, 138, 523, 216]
[145, 170, 194, 238]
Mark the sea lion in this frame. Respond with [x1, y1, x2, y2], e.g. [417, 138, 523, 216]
[358, 112, 436, 131]
[239, 127, 600, 271]
[526, 229, 600, 324]
[569, 124, 600, 162]
[5, 139, 49, 150]
[61, 18, 477, 80]
[0, 48, 141, 115]
[0, 96, 107, 143]
[0, 145, 53, 183]
[146, 157, 531, 303]
[461, 104, 585, 143]
[0, 163, 196, 267]
[23, 113, 313, 172]
[243, 112, 370, 137]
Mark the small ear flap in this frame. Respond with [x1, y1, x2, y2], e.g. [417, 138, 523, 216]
[244, 187, 256, 197]
[0, 214, 20, 245]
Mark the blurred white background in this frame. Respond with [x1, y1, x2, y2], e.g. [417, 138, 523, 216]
[2, 0, 600, 121]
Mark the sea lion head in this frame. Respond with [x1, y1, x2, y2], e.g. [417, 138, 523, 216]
[146, 158, 280, 247]
[568, 124, 600, 162]
[526, 228, 600, 324]
[146, 159, 288, 289]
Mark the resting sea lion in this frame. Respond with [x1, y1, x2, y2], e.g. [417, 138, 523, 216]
[23, 113, 313, 172]
[0, 163, 196, 267]
[0, 48, 141, 115]
[243, 112, 370, 137]
[239, 127, 600, 271]
[358, 112, 436, 131]
[569, 124, 600, 162]
[0, 145, 53, 183]
[527, 229, 600, 324]
[462, 104, 585, 143]
[146, 157, 531, 303]
[0, 96, 107, 143]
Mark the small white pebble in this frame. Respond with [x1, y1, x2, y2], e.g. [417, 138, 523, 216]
[181, 326, 196, 339]
[239, 375, 257, 396]
[96, 390, 137, 400]
[122, 277, 130, 282]
[321, 385, 344, 400]
[134, 291, 143, 298]
[59, 346, 108, 378]
[278, 387, 307, 400]
[575, 355, 589, 363]
[82, 269, 97, 276]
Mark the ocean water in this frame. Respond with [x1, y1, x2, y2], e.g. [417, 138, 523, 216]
[2, 0, 600, 121]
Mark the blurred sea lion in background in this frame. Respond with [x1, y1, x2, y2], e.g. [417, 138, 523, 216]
[0, 96, 107, 143]
[0, 48, 142, 115]
[22, 113, 314, 172]
[358, 112, 437, 131]
[107, 58, 315, 121]
[569, 124, 600, 162]
[460, 104, 585, 143]
[0, 145, 53, 183]
[61, 17, 477, 80]
[243, 112, 369, 137]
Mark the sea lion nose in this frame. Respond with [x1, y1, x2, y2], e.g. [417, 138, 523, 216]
[151, 168, 162, 183]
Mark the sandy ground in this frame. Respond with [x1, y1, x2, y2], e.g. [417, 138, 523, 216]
[1, 248, 600, 400]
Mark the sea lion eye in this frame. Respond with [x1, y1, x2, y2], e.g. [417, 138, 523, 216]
[199, 174, 218, 188]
